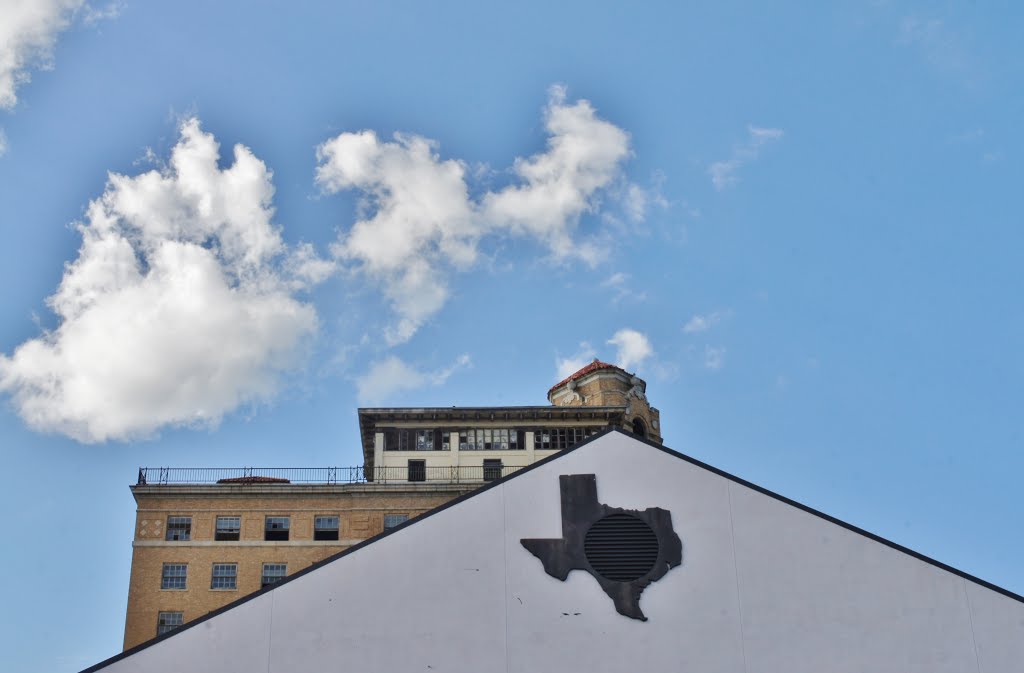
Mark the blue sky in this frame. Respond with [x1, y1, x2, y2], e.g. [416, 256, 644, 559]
[1, 1, 1022, 670]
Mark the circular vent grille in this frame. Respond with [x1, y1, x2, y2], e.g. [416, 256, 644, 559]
[584, 513, 660, 582]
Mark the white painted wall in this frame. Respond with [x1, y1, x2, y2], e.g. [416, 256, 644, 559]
[93, 432, 1024, 673]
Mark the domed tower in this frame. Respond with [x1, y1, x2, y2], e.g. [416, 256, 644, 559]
[547, 360, 662, 444]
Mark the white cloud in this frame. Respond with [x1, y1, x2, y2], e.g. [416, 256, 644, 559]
[0, 0, 85, 110]
[709, 125, 783, 191]
[601, 271, 646, 304]
[555, 341, 597, 380]
[480, 84, 631, 263]
[316, 86, 635, 344]
[682, 309, 729, 333]
[0, 118, 326, 442]
[356, 353, 470, 404]
[0, 127, 7, 157]
[608, 328, 653, 371]
[704, 345, 726, 371]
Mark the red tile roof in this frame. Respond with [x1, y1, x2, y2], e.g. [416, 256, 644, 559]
[548, 359, 625, 394]
[216, 476, 291, 484]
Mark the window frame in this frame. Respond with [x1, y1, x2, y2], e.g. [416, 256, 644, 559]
[165, 516, 192, 541]
[157, 611, 183, 636]
[383, 428, 447, 451]
[160, 563, 187, 590]
[532, 427, 599, 451]
[458, 428, 522, 451]
[407, 459, 426, 482]
[264, 516, 290, 541]
[210, 563, 238, 590]
[313, 515, 339, 541]
[483, 458, 504, 482]
[214, 515, 241, 541]
[261, 563, 287, 589]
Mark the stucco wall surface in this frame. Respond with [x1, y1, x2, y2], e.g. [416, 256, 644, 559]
[92, 433, 1024, 673]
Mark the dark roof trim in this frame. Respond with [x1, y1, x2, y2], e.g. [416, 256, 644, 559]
[81, 428, 1024, 673]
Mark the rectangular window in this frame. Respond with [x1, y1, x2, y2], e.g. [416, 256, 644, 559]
[161, 563, 187, 590]
[215, 516, 241, 541]
[314, 516, 339, 541]
[458, 428, 521, 451]
[157, 611, 183, 636]
[384, 429, 446, 451]
[265, 516, 290, 541]
[261, 563, 287, 589]
[533, 427, 599, 451]
[383, 514, 409, 530]
[407, 459, 426, 482]
[483, 459, 504, 482]
[165, 516, 191, 541]
[211, 563, 237, 590]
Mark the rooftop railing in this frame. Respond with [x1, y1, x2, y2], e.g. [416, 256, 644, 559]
[136, 464, 528, 486]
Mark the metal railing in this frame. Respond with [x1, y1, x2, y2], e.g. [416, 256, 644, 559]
[136, 464, 528, 486]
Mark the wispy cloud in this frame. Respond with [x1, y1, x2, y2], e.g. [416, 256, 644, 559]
[555, 342, 597, 380]
[897, 15, 973, 82]
[316, 85, 639, 344]
[601, 272, 647, 304]
[703, 345, 726, 371]
[0, 127, 7, 157]
[709, 125, 783, 191]
[0, 119, 329, 442]
[682, 309, 730, 334]
[355, 354, 471, 404]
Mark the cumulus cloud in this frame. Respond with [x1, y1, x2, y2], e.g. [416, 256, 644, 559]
[356, 353, 471, 404]
[555, 341, 597, 380]
[608, 328, 654, 371]
[0, 118, 326, 442]
[709, 125, 783, 191]
[317, 86, 635, 344]
[0, 0, 84, 110]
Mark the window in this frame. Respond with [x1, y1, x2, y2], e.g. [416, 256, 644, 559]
[264, 516, 290, 541]
[157, 611, 183, 636]
[383, 514, 409, 530]
[383, 429, 446, 451]
[533, 427, 599, 451]
[458, 428, 521, 451]
[165, 516, 191, 541]
[161, 563, 187, 590]
[215, 516, 241, 541]
[261, 563, 287, 588]
[483, 459, 503, 482]
[407, 459, 426, 482]
[211, 563, 237, 590]
[631, 418, 647, 438]
[314, 516, 339, 541]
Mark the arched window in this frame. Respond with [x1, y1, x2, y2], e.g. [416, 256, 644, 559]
[631, 418, 646, 438]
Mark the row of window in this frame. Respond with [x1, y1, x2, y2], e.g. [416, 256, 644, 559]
[161, 562, 289, 591]
[382, 427, 600, 452]
[164, 515, 341, 542]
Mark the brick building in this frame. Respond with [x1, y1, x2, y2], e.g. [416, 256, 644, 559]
[122, 361, 661, 648]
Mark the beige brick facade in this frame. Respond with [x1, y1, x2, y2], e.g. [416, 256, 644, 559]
[124, 362, 662, 650]
[124, 484, 474, 649]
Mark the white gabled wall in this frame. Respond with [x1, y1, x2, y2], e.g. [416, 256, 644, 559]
[93, 432, 1024, 673]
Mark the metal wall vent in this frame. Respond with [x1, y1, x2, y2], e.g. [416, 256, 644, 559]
[584, 513, 660, 582]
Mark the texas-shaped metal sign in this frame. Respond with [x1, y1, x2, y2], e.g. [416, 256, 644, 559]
[521, 474, 682, 621]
